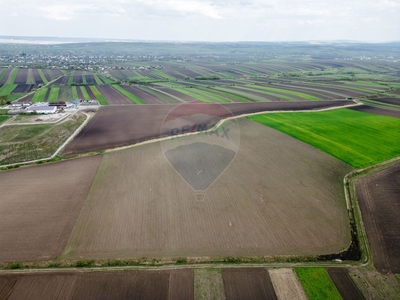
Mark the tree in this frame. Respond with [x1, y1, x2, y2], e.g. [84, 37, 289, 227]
[0, 95, 7, 106]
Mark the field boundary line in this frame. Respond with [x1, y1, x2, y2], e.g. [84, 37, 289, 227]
[0, 112, 91, 169]
[106, 101, 361, 153]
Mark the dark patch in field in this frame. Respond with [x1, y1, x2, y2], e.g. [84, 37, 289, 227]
[372, 97, 400, 106]
[0, 273, 78, 300]
[73, 70, 83, 84]
[13, 69, 28, 84]
[121, 85, 167, 104]
[31, 69, 44, 84]
[165, 142, 236, 191]
[62, 100, 352, 155]
[0, 69, 11, 85]
[169, 269, 194, 300]
[327, 268, 365, 300]
[348, 105, 400, 118]
[355, 163, 400, 273]
[12, 84, 35, 93]
[54, 75, 69, 85]
[222, 268, 277, 300]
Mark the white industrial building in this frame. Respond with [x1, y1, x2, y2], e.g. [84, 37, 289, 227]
[26, 106, 57, 114]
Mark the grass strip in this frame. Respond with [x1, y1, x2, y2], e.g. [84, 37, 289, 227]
[89, 86, 108, 105]
[31, 88, 49, 103]
[138, 86, 174, 104]
[0, 84, 17, 96]
[82, 75, 87, 85]
[0, 116, 8, 123]
[93, 75, 104, 85]
[80, 86, 91, 100]
[112, 85, 146, 104]
[295, 268, 342, 300]
[249, 108, 400, 168]
[26, 69, 35, 84]
[98, 75, 114, 84]
[71, 86, 79, 99]
[67, 71, 75, 85]
[37, 69, 48, 84]
[47, 87, 60, 102]
[5, 68, 18, 84]
[251, 85, 320, 100]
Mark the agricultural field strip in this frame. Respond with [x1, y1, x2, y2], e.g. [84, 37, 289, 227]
[5, 68, 18, 84]
[249, 108, 400, 168]
[270, 83, 350, 98]
[26, 69, 35, 85]
[47, 87, 60, 102]
[112, 85, 146, 104]
[227, 85, 298, 101]
[0, 112, 90, 168]
[37, 69, 48, 84]
[31, 87, 48, 103]
[0, 84, 17, 96]
[144, 86, 184, 103]
[101, 102, 360, 155]
[295, 268, 342, 300]
[89, 86, 108, 105]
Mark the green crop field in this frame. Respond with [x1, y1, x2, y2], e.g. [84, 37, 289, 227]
[38, 69, 48, 84]
[112, 85, 146, 104]
[80, 86, 91, 100]
[31, 88, 48, 103]
[89, 86, 108, 105]
[68, 71, 75, 85]
[295, 268, 342, 300]
[0, 84, 17, 96]
[94, 75, 104, 85]
[0, 116, 8, 123]
[6, 68, 18, 84]
[249, 108, 400, 168]
[47, 87, 60, 102]
[71, 86, 79, 99]
[26, 69, 35, 84]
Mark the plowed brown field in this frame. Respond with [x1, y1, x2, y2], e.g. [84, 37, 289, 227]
[62, 119, 352, 260]
[0, 156, 102, 262]
[0, 269, 193, 300]
[355, 163, 400, 273]
[62, 100, 352, 155]
[222, 268, 277, 300]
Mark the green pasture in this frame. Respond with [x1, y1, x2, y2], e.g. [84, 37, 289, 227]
[0, 116, 8, 123]
[295, 268, 342, 300]
[249, 108, 400, 168]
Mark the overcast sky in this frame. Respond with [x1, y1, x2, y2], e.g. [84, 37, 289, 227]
[0, 0, 399, 42]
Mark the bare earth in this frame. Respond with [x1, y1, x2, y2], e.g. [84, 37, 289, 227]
[269, 268, 307, 300]
[0, 156, 102, 262]
[62, 118, 352, 260]
[355, 163, 400, 273]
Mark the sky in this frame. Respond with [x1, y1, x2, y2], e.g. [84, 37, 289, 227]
[0, 0, 399, 42]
